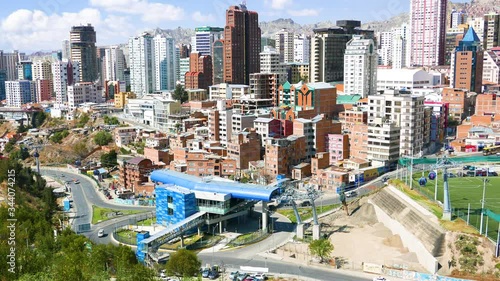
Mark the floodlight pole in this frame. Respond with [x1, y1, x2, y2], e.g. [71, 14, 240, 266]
[442, 166, 452, 220]
[434, 158, 438, 202]
[480, 178, 488, 235]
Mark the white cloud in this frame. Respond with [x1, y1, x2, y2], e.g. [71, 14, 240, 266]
[192, 11, 216, 23]
[89, 0, 185, 23]
[0, 8, 131, 51]
[288, 9, 320, 17]
[266, 0, 293, 10]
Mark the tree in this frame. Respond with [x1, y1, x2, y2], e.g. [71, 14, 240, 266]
[103, 115, 120, 125]
[77, 113, 90, 128]
[172, 84, 188, 104]
[10, 146, 30, 160]
[32, 112, 48, 128]
[100, 150, 117, 167]
[309, 238, 333, 263]
[50, 130, 69, 144]
[166, 249, 201, 280]
[4, 139, 15, 153]
[94, 131, 113, 146]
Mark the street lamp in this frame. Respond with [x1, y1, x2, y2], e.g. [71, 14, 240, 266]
[480, 178, 489, 235]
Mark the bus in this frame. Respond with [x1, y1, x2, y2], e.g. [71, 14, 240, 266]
[482, 145, 500, 156]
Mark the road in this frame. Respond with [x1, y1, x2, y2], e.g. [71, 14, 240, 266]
[39, 167, 154, 233]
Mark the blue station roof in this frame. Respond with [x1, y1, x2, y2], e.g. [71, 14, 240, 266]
[150, 170, 280, 201]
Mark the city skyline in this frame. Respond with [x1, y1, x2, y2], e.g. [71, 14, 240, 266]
[0, 0, 468, 52]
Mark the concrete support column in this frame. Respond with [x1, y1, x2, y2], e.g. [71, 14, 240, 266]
[180, 235, 184, 248]
[296, 224, 305, 239]
[219, 221, 223, 233]
[197, 226, 201, 236]
[262, 201, 268, 233]
[312, 224, 321, 240]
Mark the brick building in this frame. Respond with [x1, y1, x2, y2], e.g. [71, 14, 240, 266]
[118, 157, 157, 192]
[226, 129, 261, 170]
[293, 115, 341, 160]
[326, 134, 350, 164]
[442, 88, 476, 121]
[185, 152, 237, 178]
[185, 52, 213, 91]
[475, 93, 500, 116]
[348, 124, 368, 160]
[265, 135, 306, 176]
[339, 108, 367, 133]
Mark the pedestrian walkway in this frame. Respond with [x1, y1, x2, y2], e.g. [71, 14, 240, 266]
[199, 232, 240, 254]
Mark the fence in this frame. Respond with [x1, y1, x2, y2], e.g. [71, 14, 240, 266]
[453, 205, 500, 243]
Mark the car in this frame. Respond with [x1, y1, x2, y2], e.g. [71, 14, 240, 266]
[97, 229, 104, 237]
[236, 272, 249, 281]
[208, 271, 219, 279]
[300, 200, 311, 207]
[253, 273, 266, 280]
[229, 271, 239, 280]
[346, 190, 358, 198]
[446, 173, 456, 178]
[488, 171, 498, 176]
[159, 270, 167, 278]
[373, 277, 388, 281]
[463, 165, 471, 170]
[242, 277, 255, 281]
[73, 179, 80, 184]
[201, 269, 210, 278]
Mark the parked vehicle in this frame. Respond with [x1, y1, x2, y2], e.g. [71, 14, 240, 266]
[201, 269, 210, 278]
[253, 273, 266, 280]
[488, 171, 498, 176]
[208, 271, 219, 280]
[237, 272, 248, 281]
[463, 165, 471, 170]
[346, 190, 358, 198]
[229, 271, 239, 280]
[97, 229, 104, 237]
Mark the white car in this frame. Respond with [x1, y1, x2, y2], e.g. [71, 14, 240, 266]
[97, 229, 104, 237]
[254, 273, 266, 280]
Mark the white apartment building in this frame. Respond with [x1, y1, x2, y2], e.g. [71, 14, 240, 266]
[178, 57, 190, 85]
[343, 35, 378, 97]
[32, 60, 52, 80]
[129, 32, 154, 97]
[275, 29, 294, 63]
[62, 40, 71, 60]
[483, 50, 500, 84]
[450, 9, 467, 29]
[260, 46, 288, 84]
[123, 94, 182, 131]
[153, 34, 177, 91]
[484, 13, 500, 50]
[209, 83, 249, 100]
[294, 34, 310, 64]
[253, 117, 274, 145]
[377, 31, 392, 66]
[368, 89, 426, 158]
[367, 119, 401, 166]
[67, 83, 103, 109]
[209, 101, 233, 146]
[231, 110, 259, 135]
[6, 80, 36, 107]
[467, 17, 485, 43]
[104, 46, 125, 82]
[392, 23, 411, 69]
[52, 60, 80, 104]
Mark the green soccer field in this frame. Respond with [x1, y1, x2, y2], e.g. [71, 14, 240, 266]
[410, 172, 500, 240]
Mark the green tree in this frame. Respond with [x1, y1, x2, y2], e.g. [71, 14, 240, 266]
[103, 115, 120, 125]
[32, 112, 48, 128]
[4, 139, 15, 153]
[172, 84, 188, 104]
[309, 238, 334, 263]
[166, 249, 201, 280]
[10, 146, 30, 160]
[17, 123, 29, 133]
[100, 150, 118, 167]
[77, 113, 90, 128]
[50, 130, 69, 144]
[94, 131, 113, 146]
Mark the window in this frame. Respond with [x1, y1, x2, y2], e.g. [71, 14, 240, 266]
[168, 208, 173, 215]
[167, 196, 173, 203]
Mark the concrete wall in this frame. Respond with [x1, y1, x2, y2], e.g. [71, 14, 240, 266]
[369, 188, 446, 274]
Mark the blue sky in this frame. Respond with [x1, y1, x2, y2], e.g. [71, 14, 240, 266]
[0, 0, 458, 52]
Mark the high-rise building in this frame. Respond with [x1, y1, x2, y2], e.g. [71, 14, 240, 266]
[261, 37, 276, 52]
[223, 4, 261, 84]
[367, 89, 426, 161]
[445, 24, 469, 65]
[310, 20, 374, 83]
[6, 80, 36, 107]
[260, 46, 288, 84]
[344, 35, 378, 97]
[67, 82, 103, 109]
[178, 58, 190, 86]
[52, 60, 80, 104]
[193, 26, 224, 56]
[377, 31, 392, 66]
[35, 79, 52, 102]
[104, 46, 125, 82]
[178, 44, 191, 59]
[62, 40, 71, 60]
[129, 32, 154, 97]
[484, 13, 500, 50]
[32, 60, 52, 81]
[213, 40, 224, 85]
[450, 9, 467, 28]
[0, 50, 24, 81]
[70, 24, 98, 82]
[185, 52, 212, 91]
[153, 34, 177, 91]
[391, 23, 411, 69]
[450, 27, 484, 93]
[275, 29, 294, 63]
[293, 34, 310, 64]
[409, 0, 447, 66]
[0, 70, 6, 101]
[468, 17, 485, 43]
[17, 61, 33, 80]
